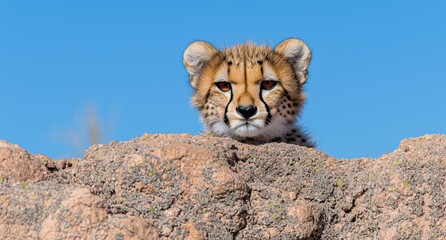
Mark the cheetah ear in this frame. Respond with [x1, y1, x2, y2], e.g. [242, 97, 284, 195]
[183, 41, 218, 88]
[274, 38, 311, 84]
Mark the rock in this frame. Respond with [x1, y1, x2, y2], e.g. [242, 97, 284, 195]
[0, 134, 446, 239]
[0, 140, 48, 183]
[39, 188, 158, 240]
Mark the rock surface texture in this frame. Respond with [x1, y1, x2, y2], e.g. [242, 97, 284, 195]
[0, 134, 446, 239]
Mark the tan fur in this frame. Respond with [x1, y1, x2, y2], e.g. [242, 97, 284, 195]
[183, 39, 314, 147]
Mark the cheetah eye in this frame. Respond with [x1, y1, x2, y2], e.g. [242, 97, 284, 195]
[215, 81, 231, 92]
[261, 80, 277, 91]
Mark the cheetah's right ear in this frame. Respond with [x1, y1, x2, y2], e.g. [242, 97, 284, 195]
[183, 41, 218, 88]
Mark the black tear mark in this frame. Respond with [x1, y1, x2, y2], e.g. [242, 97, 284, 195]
[224, 90, 233, 126]
[259, 90, 271, 126]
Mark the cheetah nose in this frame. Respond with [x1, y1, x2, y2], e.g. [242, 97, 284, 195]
[236, 105, 257, 119]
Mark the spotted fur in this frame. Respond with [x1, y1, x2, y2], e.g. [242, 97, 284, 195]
[183, 38, 314, 147]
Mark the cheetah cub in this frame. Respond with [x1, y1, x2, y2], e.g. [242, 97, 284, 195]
[183, 38, 314, 147]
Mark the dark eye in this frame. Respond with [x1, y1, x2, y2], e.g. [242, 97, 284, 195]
[261, 80, 277, 91]
[215, 82, 231, 92]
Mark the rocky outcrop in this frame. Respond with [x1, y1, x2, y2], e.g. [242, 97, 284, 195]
[0, 134, 445, 239]
[0, 140, 48, 183]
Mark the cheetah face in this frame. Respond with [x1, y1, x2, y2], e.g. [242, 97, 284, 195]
[183, 39, 311, 141]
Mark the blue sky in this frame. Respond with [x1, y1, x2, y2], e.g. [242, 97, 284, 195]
[1, 1, 445, 159]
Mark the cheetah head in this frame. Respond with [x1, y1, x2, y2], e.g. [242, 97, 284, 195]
[183, 39, 312, 144]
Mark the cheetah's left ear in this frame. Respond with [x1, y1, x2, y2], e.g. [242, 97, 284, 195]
[275, 38, 311, 84]
[183, 41, 218, 89]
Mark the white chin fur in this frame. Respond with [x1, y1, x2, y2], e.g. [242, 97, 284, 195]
[206, 116, 291, 140]
[233, 124, 260, 137]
